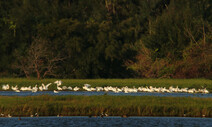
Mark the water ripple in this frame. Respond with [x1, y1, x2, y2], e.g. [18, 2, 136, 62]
[0, 91, 212, 98]
[0, 116, 212, 127]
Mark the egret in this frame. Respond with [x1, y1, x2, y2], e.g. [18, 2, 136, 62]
[1, 113, 4, 117]
[203, 88, 209, 94]
[11, 85, 20, 92]
[62, 86, 67, 90]
[8, 114, 12, 118]
[32, 85, 38, 92]
[2, 84, 10, 90]
[73, 86, 80, 91]
[57, 86, 62, 91]
[54, 90, 59, 93]
[67, 86, 72, 90]
[39, 85, 43, 91]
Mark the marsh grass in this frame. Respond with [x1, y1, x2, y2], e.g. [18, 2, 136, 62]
[0, 95, 212, 117]
[0, 78, 211, 92]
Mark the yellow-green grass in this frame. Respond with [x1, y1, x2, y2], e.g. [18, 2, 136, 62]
[0, 78, 212, 92]
[0, 95, 212, 117]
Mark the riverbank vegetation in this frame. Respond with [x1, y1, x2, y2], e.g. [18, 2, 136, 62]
[0, 0, 211, 79]
[0, 95, 212, 117]
[0, 78, 212, 92]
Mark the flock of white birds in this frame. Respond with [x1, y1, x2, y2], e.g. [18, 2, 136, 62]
[1, 80, 210, 94]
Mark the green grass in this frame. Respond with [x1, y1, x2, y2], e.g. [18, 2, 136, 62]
[0, 78, 212, 92]
[0, 95, 212, 117]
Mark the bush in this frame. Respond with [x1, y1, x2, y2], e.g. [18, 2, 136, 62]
[174, 42, 212, 78]
[126, 40, 212, 78]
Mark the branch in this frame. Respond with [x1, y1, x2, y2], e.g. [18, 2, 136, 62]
[184, 27, 198, 44]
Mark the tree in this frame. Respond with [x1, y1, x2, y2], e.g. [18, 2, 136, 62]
[14, 36, 65, 79]
[1, 0, 211, 78]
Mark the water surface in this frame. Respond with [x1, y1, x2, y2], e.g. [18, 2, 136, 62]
[0, 116, 211, 127]
[0, 91, 211, 98]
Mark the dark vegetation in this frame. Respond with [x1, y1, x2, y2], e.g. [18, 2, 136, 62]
[0, 95, 212, 117]
[0, 0, 211, 79]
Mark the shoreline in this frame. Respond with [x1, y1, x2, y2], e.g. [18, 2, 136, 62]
[1, 115, 212, 118]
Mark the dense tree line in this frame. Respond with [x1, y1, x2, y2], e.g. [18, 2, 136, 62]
[0, 0, 211, 79]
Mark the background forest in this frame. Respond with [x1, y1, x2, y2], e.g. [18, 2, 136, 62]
[0, 0, 211, 79]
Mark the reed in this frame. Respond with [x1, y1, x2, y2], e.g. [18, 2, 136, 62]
[0, 95, 212, 117]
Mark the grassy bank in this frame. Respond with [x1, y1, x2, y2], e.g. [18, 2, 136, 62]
[0, 95, 212, 117]
[0, 78, 212, 92]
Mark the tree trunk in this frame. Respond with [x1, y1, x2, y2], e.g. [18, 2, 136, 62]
[35, 63, 41, 80]
[23, 70, 30, 79]
[36, 69, 41, 80]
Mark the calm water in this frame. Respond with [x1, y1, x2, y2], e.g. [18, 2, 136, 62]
[0, 116, 211, 127]
[0, 91, 211, 98]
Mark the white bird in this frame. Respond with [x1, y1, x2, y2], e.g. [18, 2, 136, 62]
[54, 90, 59, 93]
[39, 85, 43, 91]
[54, 80, 59, 84]
[105, 113, 109, 117]
[67, 86, 72, 90]
[54, 80, 62, 86]
[2, 84, 10, 90]
[203, 88, 209, 94]
[20, 87, 26, 91]
[83, 86, 88, 90]
[188, 89, 195, 93]
[181, 88, 188, 93]
[32, 85, 38, 92]
[15, 90, 20, 92]
[20, 86, 32, 91]
[104, 87, 109, 92]
[8, 114, 12, 118]
[73, 87, 80, 91]
[62, 86, 67, 90]
[43, 83, 52, 90]
[96, 87, 103, 91]
[57, 86, 62, 91]
[35, 113, 39, 117]
[91, 87, 96, 91]
[11, 85, 20, 92]
[84, 84, 91, 88]
[85, 87, 91, 91]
